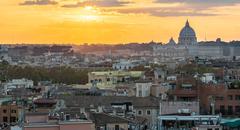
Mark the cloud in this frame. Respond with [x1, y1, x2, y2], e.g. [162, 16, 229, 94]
[19, 0, 58, 6]
[105, 7, 217, 17]
[155, 0, 240, 4]
[62, 0, 131, 8]
[150, 10, 216, 17]
[155, 0, 240, 10]
[103, 0, 240, 17]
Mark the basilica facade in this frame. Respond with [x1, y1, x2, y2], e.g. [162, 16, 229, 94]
[153, 20, 238, 59]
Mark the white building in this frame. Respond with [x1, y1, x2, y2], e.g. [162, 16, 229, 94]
[153, 43, 188, 58]
[136, 81, 152, 97]
[166, 75, 177, 81]
[112, 60, 135, 70]
[200, 73, 217, 84]
[112, 59, 143, 70]
[158, 115, 222, 130]
[4, 78, 34, 94]
[159, 101, 200, 115]
[188, 45, 223, 58]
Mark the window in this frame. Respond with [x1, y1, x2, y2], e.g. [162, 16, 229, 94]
[138, 90, 142, 97]
[97, 126, 105, 130]
[220, 105, 225, 115]
[3, 109, 7, 113]
[158, 94, 162, 98]
[3, 117, 8, 122]
[228, 106, 233, 115]
[115, 125, 120, 130]
[215, 96, 224, 101]
[235, 106, 240, 113]
[181, 84, 192, 90]
[235, 95, 240, 100]
[11, 110, 16, 113]
[10, 117, 16, 123]
[228, 95, 233, 100]
[158, 75, 162, 79]
[138, 110, 142, 115]
[146, 110, 151, 115]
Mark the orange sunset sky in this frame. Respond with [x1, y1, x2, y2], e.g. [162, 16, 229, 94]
[0, 0, 240, 44]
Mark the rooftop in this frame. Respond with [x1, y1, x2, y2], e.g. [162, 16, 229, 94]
[89, 113, 129, 125]
[34, 98, 57, 104]
[59, 96, 159, 108]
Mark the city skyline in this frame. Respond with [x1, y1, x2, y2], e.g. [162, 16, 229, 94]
[1, 0, 240, 44]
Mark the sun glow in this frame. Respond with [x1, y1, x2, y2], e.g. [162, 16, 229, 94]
[79, 6, 101, 21]
[84, 6, 94, 11]
[80, 15, 99, 21]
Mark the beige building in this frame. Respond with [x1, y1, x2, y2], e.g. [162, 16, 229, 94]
[88, 71, 143, 88]
[151, 83, 174, 99]
[0, 102, 22, 124]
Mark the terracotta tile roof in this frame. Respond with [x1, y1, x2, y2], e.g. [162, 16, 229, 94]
[34, 98, 57, 104]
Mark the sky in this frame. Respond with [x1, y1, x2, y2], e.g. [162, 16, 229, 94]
[0, 0, 240, 44]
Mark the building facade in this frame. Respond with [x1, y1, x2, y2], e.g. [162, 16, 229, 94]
[153, 20, 240, 59]
[0, 102, 22, 124]
[135, 81, 152, 97]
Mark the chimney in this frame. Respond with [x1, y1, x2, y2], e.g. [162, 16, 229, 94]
[80, 107, 85, 114]
[60, 112, 64, 121]
[113, 109, 117, 116]
[97, 106, 103, 113]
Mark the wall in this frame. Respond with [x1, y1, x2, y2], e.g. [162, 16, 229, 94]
[135, 108, 159, 129]
[200, 84, 240, 115]
[25, 115, 48, 123]
[160, 101, 199, 115]
[106, 123, 128, 130]
[59, 123, 95, 130]
[24, 122, 95, 130]
[0, 104, 19, 123]
[24, 126, 59, 130]
[136, 82, 152, 97]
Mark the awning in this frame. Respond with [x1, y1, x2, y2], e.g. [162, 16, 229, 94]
[221, 118, 240, 128]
